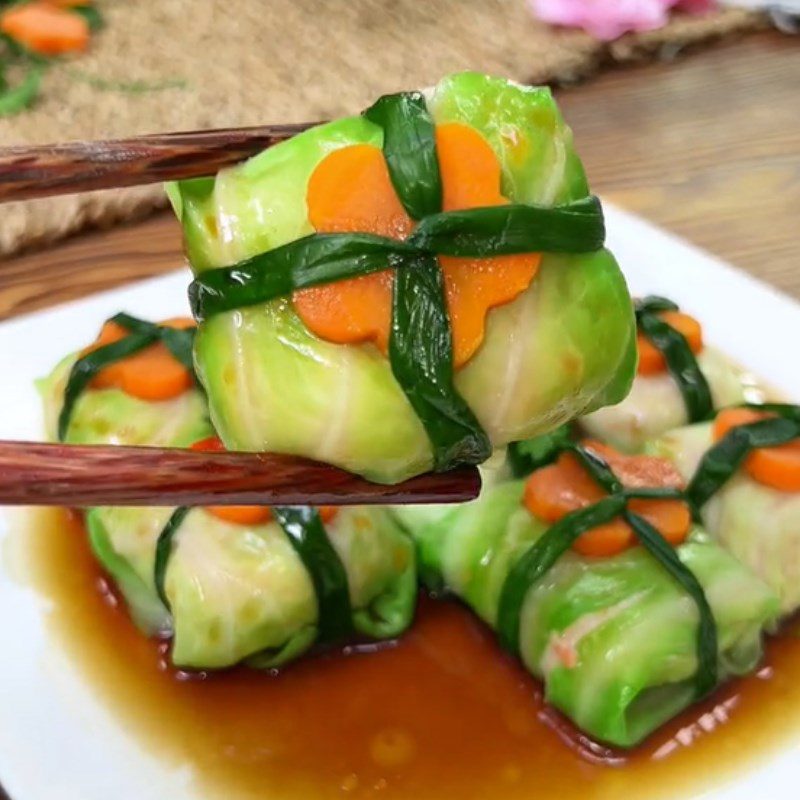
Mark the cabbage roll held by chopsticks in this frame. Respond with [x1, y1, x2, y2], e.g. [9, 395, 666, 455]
[169, 72, 637, 485]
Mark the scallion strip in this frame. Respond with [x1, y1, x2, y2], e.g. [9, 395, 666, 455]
[569, 443, 622, 495]
[409, 197, 605, 256]
[389, 254, 491, 470]
[687, 416, 800, 509]
[189, 233, 417, 322]
[624, 511, 718, 697]
[506, 425, 574, 478]
[111, 312, 196, 372]
[637, 311, 713, 423]
[363, 91, 442, 221]
[497, 495, 627, 653]
[623, 487, 685, 501]
[58, 331, 159, 441]
[153, 506, 191, 609]
[273, 506, 353, 644]
[635, 296, 678, 315]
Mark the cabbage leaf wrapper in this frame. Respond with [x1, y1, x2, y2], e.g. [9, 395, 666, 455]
[87, 504, 416, 668]
[650, 422, 800, 616]
[398, 481, 778, 747]
[170, 71, 636, 483]
[38, 350, 213, 448]
[582, 297, 750, 453]
[39, 336, 417, 664]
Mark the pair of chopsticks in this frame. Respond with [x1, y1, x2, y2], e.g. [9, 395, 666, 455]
[0, 126, 482, 507]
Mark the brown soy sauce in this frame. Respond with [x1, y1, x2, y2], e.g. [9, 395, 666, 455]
[20, 508, 800, 800]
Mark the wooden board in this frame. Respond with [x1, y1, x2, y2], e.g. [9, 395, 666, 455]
[1, 30, 798, 321]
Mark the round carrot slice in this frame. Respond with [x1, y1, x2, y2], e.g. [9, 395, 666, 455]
[713, 407, 800, 492]
[572, 520, 634, 558]
[190, 437, 272, 525]
[524, 441, 691, 557]
[627, 498, 692, 546]
[204, 505, 273, 526]
[0, 1, 89, 56]
[524, 451, 605, 523]
[317, 506, 339, 524]
[637, 310, 703, 376]
[189, 438, 339, 525]
[85, 318, 195, 402]
[295, 123, 539, 368]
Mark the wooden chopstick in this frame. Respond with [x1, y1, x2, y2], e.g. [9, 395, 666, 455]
[0, 440, 480, 507]
[0, 122, 319, 203]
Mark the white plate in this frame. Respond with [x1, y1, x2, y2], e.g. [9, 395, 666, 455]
[1, 204, 799, 800]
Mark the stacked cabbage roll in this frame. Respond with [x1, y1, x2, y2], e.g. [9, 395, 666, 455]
[38, 316, 416, 668]
[394, 447, 779, 747]
[581, 297, 750, 452]
[169, 71, 637, 484]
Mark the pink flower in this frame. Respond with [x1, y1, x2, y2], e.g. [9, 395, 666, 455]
[530, 0, 717, 41]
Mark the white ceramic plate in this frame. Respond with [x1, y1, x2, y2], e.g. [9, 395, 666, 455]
[1, 204, 799, 800]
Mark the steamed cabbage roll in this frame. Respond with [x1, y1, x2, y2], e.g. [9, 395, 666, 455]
[649, 405, 800, 616]
[38, 314, 212, 447]
[581, 297, 749, 452]
[397, 442, 777, 747]
[39, 315, 417, 667]
[169, 71, 636, 483]
[88, 502, 416, 668]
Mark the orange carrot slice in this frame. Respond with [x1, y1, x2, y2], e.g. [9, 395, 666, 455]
[714, 408, 800, 492]
[524, 451, 606, 523]
[293, 144, 411, 353]
[191, 437, 272, 525]
[571, 521, 635, 558]
[85, 317, 195, 402]
[317, 506, 338, 524]
[294, 123, 540, 368]
[1, 2, 89, 56]
[190, 437, 339, 525]
[637, 310, 703, 376]
[524, 442, 691, 557]
[205, 505, 273, 526]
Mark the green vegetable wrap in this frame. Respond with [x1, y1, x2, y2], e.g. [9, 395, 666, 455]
[581, 294, 752, 454]
[38, 320, 214, 629]
[39, 320, 417, 668]
[401, 481, 777, 747]
[650, 422, 800, 616]
[169, 72, 636, 484]
[89, 504, 416, 669]
[86, 506, 174, 635]
[38, 351, 213, 447]
[581, 347, 747, 453]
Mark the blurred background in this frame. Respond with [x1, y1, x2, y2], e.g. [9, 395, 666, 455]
[0, 0, 797, 315]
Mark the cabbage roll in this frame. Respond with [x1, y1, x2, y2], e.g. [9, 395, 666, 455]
[88, 504, 416, 668]
[581, 297, 749, 452]
[39, 315, 417, 666]
[398, 461, 777, 746]
[169, 71, 636, 483]
[649, 408, 800, 616]
[38, 321, 212, 448]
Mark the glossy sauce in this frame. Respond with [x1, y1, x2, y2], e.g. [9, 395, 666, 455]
[21, 508, 800, 800]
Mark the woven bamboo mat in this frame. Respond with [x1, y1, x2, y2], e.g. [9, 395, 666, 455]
[0, 0, 764, 258]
